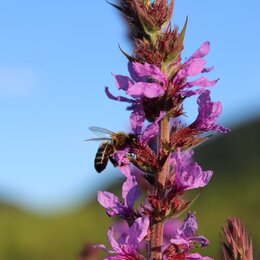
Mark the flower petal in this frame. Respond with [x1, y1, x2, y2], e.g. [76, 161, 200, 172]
[126, 82, 165, 98]
[174, 42, 212, 88]
[113, 150, 131, 177]
[113, 73, 134, 91]
[97, 191, 121, 216]
[173, 149, 212, 191]
[189, 235, 209, 248]
[184, 77, 219, 89]
[130, 103, 145, 135]
[128, 62, 167, 83]
[190, 91, 230, 133]
[190, 41, 210, 59]
[119, 164, 131, 176]
[122, 176, 140, 208]
[181, 59, 206, 77]
[182, 213, 198, 238]
[105, 87, 133, 102]
[107, 227, 121, 253]
[127, 217, 150, 248]
[180, 88, 208, 97]
[202, 66, 214, 73]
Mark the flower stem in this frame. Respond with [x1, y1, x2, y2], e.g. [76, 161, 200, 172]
[149, 116, 170, 260]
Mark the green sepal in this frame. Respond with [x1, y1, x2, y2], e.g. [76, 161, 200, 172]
[165, 191, 201, 219]
[165, 17, 188, 65]
[177, 16, 188, 52]
[162, 17, 188, 77]
[180, 135, 212, 152]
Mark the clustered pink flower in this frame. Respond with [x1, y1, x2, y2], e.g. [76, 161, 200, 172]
[105, 42, 220, 122]
[96, 42, 225, 260]
[107, 42, 217, 101]
[97, 170, 141, 222]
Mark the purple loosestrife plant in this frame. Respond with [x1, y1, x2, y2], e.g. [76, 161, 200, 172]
[87, 1, 248, 259]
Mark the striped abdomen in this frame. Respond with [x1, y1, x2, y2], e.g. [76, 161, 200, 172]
[94, 142, 114, 173]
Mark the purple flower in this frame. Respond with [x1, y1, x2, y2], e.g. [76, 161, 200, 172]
[174, 42, 219, 97]
[170, 213, 209, 248]
[171, 149, 212, 192]
[163, 218, 183, 247]
[129, 101, 146, 136]
[106, 43, 218, 106]
[95, 217, 149, 260]
[107, 43, 217, 102]
[111, 219, 148, 252]
[177, 42, 211, 78]
[105, 42, 218, 127]
[127, 62, 167, 98]
[97, 173, 140, 221]
[108, 62, 166, 100]
[190, 90, 230, 133]
[105, 62, 167, 131]
[163, 213, 212, 259]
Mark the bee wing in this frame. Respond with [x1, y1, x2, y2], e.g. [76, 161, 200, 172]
[85, 137, 111, 142]
[88, 126, 114, 138]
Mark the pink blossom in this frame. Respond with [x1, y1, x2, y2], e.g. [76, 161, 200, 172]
[190, 90, 230, 133]
[163, 213, 212, 259]
[172, 42, 219, 97]
[97, 172, 141, 220]
[109, 62, 166, 99]
[95, 217, 149, 260]
[171, 149, 213, 192]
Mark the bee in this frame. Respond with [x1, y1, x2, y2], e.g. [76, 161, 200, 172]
[86, 127, 137, 173]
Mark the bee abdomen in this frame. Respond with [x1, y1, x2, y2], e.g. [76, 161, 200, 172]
[94, 142, 114, 173]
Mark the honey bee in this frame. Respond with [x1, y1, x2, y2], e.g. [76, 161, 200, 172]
[86, 127, 137, 173]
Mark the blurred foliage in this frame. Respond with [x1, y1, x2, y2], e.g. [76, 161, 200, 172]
[0, 119, 259, 259]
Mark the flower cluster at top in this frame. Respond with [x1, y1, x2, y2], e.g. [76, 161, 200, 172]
[92, 0, 230, 259]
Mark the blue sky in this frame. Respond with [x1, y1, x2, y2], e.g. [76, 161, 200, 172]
[0, 0, 259, 212]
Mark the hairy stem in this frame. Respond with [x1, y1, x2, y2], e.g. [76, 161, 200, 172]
[149, 116, 170, 260]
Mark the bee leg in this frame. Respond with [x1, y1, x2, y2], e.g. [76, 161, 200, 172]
[109, 155, 118, 167]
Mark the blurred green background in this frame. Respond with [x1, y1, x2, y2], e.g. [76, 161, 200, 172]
[0, 119, 259, 259]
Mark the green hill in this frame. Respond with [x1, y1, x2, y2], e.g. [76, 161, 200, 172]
[191, 119, 260, 258]
[0, 119, 259, 259]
